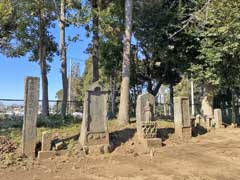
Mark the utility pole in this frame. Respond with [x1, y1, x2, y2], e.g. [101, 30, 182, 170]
[190, 78, 195, 116]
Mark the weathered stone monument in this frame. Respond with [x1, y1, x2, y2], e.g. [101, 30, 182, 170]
[201, 96, 214, 118]
[22, 77, 39, 158]
[201, 95, 214, 129]
[174, 97, 191, 140]
[213, 109, 223, 128]
[79, 83, 110, 154]
[38, 131, 55, 159]
[41, 131, 52, 151]
[136, 93, 155, 134]
[136, 93, 162, 148]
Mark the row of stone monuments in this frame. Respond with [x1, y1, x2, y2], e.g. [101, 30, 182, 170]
[21, 76, 224, 158]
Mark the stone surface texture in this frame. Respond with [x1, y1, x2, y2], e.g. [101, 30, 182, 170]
[214, 109, 223, 128]
[136, 93, 162, 148]
[79, 82, 110, 154]
[38, 151, 56, 160]
[174, 97, 191, 140]
[136, 93, 155, 136]
[201, 95, 213, 119]
[22, 77, 40, 158]
[41, 131, 52, 151]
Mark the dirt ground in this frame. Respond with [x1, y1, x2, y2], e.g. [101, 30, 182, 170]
[1, 128, 240, 180]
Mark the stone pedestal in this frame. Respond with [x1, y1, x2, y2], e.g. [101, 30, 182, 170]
[41, 131, 52, 151]
[143, 138, 162, 148]
[140, 121, 157, 139]
[79, 83, 110, 154]
[38, 131, 54, 159]
[22, 77, 40, 158]
[38, 151, 56, 160]
[205, 116, 213, 130]
[174, 97, 191, 140]
[136, 93, 162, 148]
[195, 114, 201, 126]
[214, 109, 223, 128]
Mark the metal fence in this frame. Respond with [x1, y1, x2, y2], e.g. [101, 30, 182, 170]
[0, 99, 83, 120]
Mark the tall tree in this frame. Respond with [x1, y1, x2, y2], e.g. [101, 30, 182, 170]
[98, 0, 125, 118]
[133, 0, 197, 97]
[91, 0, 100, 82]
[118, 0, 133, 125]
[53, 0, 87, 116]
[39, 0, 50, 117]
[60, 0, 68, 117]
[188, 0, 240, 120]
[0, 0, 58, 117]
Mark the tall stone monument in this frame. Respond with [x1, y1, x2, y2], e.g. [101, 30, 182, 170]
[79, 83, 110, 154]
[22, 77, 40, 158]
[136, 93, 161, 148]
[174, 97, 191, 140]
[213, 109, 223, 128]
[136, 93, 155, 134]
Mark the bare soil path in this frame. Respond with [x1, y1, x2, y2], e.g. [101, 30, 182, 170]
[1, 128, 240, 180]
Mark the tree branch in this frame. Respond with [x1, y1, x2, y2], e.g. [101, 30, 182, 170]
[169, 0, 211, 39]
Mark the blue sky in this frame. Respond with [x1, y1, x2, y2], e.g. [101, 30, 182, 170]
[0, 25, 91, 100]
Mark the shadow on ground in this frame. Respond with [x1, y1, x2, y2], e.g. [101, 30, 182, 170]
[157, 128, 174, 141]
[192, 124, 208, 137]
[110, 128, 136, 150]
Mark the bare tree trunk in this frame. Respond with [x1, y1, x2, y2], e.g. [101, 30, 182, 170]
[39, 8, 49, 117]
[232, 88, 237, 124]
[110, 76, 116, 117]
[118, 0, 133, 125]
[60, 0, 68, 117]
[169, 84, 174, 119]
[92, 0, 99, 82]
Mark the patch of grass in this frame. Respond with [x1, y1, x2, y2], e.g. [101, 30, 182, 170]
[37, 114, 81, 128]
[0, 114, 81, 146]
[0, 128, 22, 145]
[0, 152, 21, 167]
[37, 123, 81, 141]
[156, 119, 174, 128]
[0, 115, 174, 150]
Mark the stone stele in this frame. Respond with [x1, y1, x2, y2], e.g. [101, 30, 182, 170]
[22, 77, 40, 158]
[174, 97, 191, 140]
[136, 93, 155, 136]
[136, 93, 162, 148]
[214, 109, 223, 128]
[41, 131, 52, 151]
[79, 82, 110, 154]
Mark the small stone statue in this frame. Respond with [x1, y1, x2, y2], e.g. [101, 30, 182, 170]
[144, 100, 152, 122]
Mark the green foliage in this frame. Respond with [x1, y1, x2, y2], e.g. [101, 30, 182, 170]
[0, 0, 58, 64]
[37, 114, 81, 128]
[0, 0, 18, 53]
[133, 0, 198, 95]
[189, 0, 240, 92]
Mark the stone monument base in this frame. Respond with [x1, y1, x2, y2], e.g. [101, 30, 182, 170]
[175, 127, 192, 141]
[83, 144, 112, 155]
[38, 151, 56, 160]
[142, 138, 162, 148]
[228, 123, 238, 128]
[182, 127, 192, 139]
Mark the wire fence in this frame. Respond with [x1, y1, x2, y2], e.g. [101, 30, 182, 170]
[1, 98, 239, 123]
[0, 99, 83, 120]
